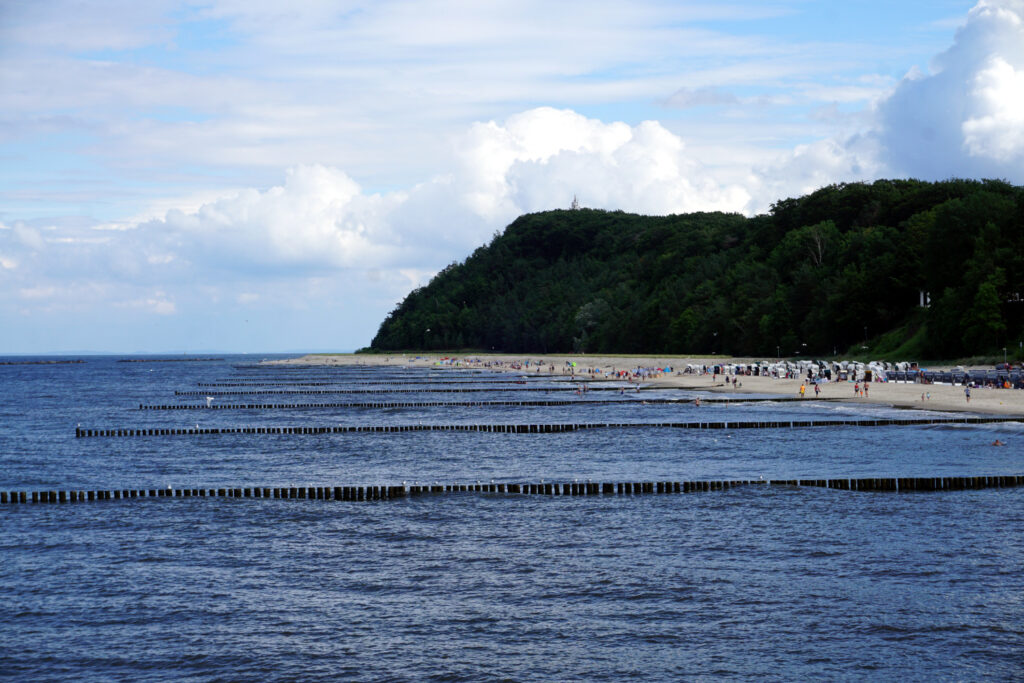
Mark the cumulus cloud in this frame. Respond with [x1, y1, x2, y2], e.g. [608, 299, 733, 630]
[4, 0, 1023, 327]
[95, 108, 753, 287]
[962, 56, 1024, 160]
[154, 165, 398, 273]
[743, 0, 1024, 206]
[3, 0, 1024, 353]
[0, 105, 763, 349]
[874, 0, 1024, 181]
[455, 107, 750, 219]
[746, 135, 884, 212]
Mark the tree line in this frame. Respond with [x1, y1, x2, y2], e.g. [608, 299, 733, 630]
[368, 179, 1024, 359]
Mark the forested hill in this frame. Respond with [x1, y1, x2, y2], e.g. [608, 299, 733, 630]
[368, 179, 1024, 359]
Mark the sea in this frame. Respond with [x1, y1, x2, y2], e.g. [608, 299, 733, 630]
[1, 355, 1022, 681]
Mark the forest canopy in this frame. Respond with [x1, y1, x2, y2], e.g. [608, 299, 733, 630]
[368, 179, 1024, 359]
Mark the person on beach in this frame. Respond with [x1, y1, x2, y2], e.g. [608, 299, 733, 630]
[864, 383, 869, 398]
[854, 382, 859, 396]
[814, 384, 820, 398]
[799, 383, 806, 398]
[965, 386, 971, 402]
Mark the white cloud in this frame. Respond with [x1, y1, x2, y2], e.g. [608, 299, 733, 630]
[962, 56, 1024, 160]
[19, 286, 57, 300]
[155, 165, 398, 272]
[746, 135, 884, 211]
[454, 107, 755, 220]
[86, 109, 754, 288]
[874, 0, 1024, 180]
[3, 0, 1023, 353]
[115, 292, 177, 315]
[147, 298, 177, 315]
[14, 225, 46, 251]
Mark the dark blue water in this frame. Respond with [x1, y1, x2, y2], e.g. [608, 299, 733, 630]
[1, 356, 1022, 681]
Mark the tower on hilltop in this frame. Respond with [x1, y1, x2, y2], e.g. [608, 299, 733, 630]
[570, 195, 580, 210]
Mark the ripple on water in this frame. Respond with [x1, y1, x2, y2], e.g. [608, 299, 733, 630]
[0, 358, 1022, 681]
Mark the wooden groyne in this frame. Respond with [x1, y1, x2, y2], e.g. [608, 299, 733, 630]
[118, 358, 223, 363]
[194, 379, 561, 387]
[3, 475, 1021, 505]
[0, 359, 85, 366]
[231, 366, 491, 373]
[77, 416, 1020, 438]
[138, 396, 829, 410]
[173, 386, 629, 396]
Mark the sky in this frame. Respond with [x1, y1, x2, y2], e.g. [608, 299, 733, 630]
[1, 0, 1023, 353]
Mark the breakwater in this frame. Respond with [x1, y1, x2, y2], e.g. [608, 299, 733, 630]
[5, 475, 1021, 505]
[193, 379, 562, 387]
[138, 396, 830, 410]
[77, 415, 1019, 438]
[173, 386, 628, 396]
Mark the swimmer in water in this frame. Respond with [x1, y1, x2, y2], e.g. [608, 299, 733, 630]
[993, 439, 1005, 446]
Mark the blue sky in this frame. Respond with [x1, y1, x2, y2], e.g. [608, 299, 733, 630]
[1, 0, 1022, 353]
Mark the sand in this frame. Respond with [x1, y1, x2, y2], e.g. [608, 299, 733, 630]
[271, 353, 1024, 417]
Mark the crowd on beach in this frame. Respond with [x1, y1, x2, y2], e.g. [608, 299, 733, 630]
[434, 356, 675, 382]
[426, 354, 1023, 398]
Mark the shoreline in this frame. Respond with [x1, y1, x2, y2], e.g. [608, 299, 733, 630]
[271, 353, 1024, 418]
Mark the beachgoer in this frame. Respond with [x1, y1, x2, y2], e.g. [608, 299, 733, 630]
[695, 397, 701, 407]
[814, 384, 820, 397]
[993, 439, 1005, 446]
[965, 386, 971, 403]
[854, 382, 859, 396]
[864, 384, 869, 398]
[799, 383, 806, 398]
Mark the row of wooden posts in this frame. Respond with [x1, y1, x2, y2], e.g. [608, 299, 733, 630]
[4, 475, 1021, 505]
[173, 386, 624, 396]
[76, 416, 1017, 438]
[230, 366, 490, 374]
[194, 379, 558, 387]
[138, 397, 815, 411]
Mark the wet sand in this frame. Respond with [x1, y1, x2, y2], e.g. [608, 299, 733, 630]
[272, 353, 1024, 417]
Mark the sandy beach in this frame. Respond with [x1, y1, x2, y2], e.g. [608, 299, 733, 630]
[272, 353, 1024, 417]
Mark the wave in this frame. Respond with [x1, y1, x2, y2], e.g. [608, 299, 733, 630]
[920, 420, 1024, 433]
